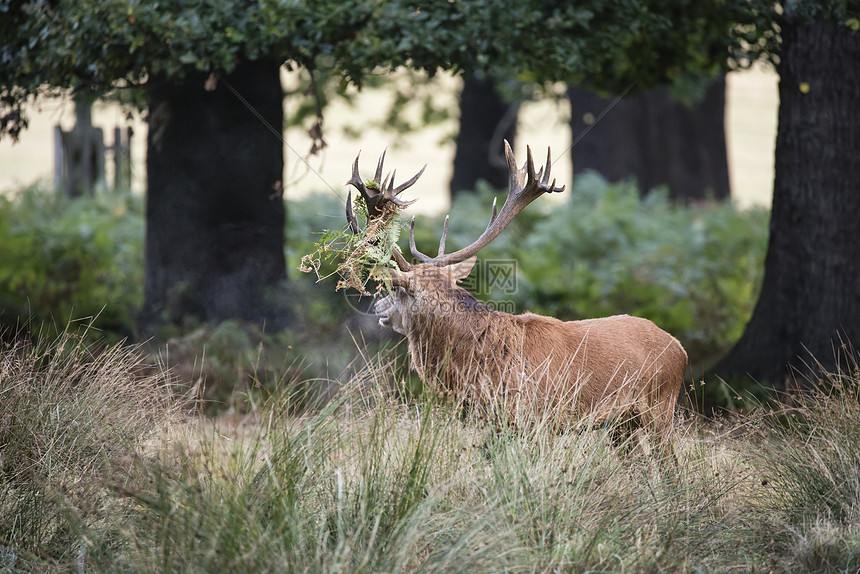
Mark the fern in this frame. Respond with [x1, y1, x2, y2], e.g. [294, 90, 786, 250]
[299, 197, 403, 295]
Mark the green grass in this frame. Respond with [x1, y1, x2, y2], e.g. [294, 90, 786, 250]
[2, 332, 860, 572]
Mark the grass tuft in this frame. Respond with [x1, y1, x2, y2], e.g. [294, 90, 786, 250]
[0, 326, 181, 569]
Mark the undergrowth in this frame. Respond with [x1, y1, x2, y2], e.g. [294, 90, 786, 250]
[0, 185, 144, 340]
[299, 195, 404, 295]
[1, 177, 767, 409]
[2, 331, 859, 572]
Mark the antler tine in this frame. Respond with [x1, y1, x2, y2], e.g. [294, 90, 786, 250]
[374, 146, 387, 184]
[392, 164, 427, 195]
[504, 139, 521, 192]
[346, 189, 360, 234]
[382, 170, 392, 192]
[345, 151, 367, 197]
[541, 145, 565, 193]
[524, 145, 537, 185]
[541, 147, 552, 187]
[438, 215, 449, 257]
[392, 247, 412, 271]
[410, 139, 566, 267]
[409, 216, 434, 264]
[389, 195, 419, 208]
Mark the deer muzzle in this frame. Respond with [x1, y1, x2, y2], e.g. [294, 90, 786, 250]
[375, 295, 394, 328]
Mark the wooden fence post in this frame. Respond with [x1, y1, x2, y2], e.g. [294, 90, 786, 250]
[54, 96, 105, 196]
[112, 125, 133, 190]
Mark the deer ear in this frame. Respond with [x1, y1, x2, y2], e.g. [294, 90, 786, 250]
[447, 256, 477, 283]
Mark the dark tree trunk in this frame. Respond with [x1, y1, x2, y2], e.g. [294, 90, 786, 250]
[141, 59, 287, 331]
[711, 18, 860, 389]
[449, 74, 517, 197]
[568, 77, 730, 202]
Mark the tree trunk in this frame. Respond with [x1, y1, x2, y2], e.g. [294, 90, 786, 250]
[568, 78, 730, 202]
[141, 59, 287, 331]
[449, 74, 518, 197]
[710, 18, 860, 389]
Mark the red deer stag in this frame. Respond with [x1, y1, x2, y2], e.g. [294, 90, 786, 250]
[346, 141, 687, 454]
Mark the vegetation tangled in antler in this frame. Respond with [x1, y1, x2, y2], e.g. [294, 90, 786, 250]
[299, 198, 402, 294]
[299, 148, 424, 294]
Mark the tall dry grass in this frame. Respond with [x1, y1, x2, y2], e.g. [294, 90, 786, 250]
[0, 327, 182, 570]
[2, 332, 860, 572]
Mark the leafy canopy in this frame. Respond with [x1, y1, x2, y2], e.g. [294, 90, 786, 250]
[1, 0, 783, 139]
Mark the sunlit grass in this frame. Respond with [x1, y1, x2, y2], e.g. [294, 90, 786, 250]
[2, 331, 860, 572]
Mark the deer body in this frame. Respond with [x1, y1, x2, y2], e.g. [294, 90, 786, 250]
[346, 140, 687, 452]
[375, 260, 687, 440]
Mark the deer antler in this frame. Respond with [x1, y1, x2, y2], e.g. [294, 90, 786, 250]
[345, 147, 425, 222]
[410, 140, 565, 267]
[345, 147, 424, 271]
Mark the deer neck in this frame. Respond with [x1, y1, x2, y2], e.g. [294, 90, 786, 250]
[405, 286, 498, 383]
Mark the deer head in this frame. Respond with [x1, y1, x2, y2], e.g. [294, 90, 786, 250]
[374, 257, 480, 336]
[349, 140, 563, 332]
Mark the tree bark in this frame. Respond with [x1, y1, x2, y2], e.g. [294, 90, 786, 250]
[141, 59, 287, 331]
[568, 78, 730, 202]
[449, 74, 518, 197]
[711, 18, 860, 389]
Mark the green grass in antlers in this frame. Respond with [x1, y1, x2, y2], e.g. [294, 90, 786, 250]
[299, 195, 404, 295]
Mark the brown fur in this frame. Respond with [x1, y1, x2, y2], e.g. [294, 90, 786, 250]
[376, 259, 687, 452]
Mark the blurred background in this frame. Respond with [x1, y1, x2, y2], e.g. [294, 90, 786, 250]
[10, 0, 853, 413]
[0, 64, 779, 411]
[0, 67, 778, 209]
[5, 5, 860, 571]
